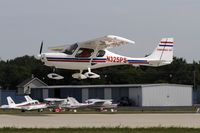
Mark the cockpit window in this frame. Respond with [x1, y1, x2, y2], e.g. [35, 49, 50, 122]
[96, 50, 105, 57]
[75, 48, 94, 58]
[63, 43, 78, 55]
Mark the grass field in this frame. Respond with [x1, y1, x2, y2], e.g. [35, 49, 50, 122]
[0, 127, 200, 133]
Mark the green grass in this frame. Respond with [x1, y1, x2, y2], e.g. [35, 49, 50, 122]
[0, 127, 200, 133]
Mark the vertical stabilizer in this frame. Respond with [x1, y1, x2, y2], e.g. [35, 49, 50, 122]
[7, 96, 16, 107]
[146, 38, 174, 66]
[24, 95, 33, 102]
[67, 97, 80, 106]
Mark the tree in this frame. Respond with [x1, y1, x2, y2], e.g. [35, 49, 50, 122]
[0, 56, 199, 89]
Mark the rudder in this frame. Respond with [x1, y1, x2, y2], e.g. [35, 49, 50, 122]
[7, 96, 16, 106]
[146, 38, 174, 66]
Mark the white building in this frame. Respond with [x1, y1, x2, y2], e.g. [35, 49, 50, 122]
[30, 83, 192, 107]
[140, 84, 192, 106]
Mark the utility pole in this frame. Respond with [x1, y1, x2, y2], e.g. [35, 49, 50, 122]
[194, 70, 196, 89]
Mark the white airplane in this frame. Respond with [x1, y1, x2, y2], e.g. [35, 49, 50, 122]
[85, 99, 118, 112]
[44, 97, 90, 112]
[0, 96, 47, 112]
[37, 35, 174, 79]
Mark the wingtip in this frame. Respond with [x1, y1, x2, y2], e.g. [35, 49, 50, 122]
[106, 35, 135, 44]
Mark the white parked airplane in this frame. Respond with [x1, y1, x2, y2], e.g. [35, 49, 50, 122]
[37, 35, 174, 79]
[0, 96, 47, 112]
[44, 97, 117, 112]
[44, 97, 90, 112]
[85, 99, 118, 112]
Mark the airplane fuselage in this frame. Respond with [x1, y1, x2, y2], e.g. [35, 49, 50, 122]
[41, 50, 148, 71]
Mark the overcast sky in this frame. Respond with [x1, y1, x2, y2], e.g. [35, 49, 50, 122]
[0, 0, 199, 62]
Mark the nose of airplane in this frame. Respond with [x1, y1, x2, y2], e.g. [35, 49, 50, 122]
[35, 54, 41, 60]
[35, 53, 46, 62]
[40, 54, 46, 62]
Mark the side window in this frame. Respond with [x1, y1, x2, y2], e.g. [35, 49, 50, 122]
[96, 50, 105, 57]
[63, 43, 78, 55]
[75, 48, 94, 58]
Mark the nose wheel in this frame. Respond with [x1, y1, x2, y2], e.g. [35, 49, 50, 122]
[72, 68, 100, 79]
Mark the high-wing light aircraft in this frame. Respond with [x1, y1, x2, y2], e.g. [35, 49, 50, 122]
[37, 35, 174, 79]
[44, 97, 117, 112]
[44, 97, 90, 112]
[0, 96, 47, 112]
[85, 99, 118, 112]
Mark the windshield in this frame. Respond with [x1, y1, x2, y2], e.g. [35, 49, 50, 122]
[63, 43, 78, 55]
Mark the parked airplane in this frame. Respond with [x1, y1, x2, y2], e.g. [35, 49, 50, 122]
[44, 97, 90, 112]
[37, 35, 174, 79]
[44, 97, 117, 112]
[0, 96, 47, 112]
[85, 99, 118, 112]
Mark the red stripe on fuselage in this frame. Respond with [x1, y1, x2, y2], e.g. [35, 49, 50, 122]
[160, 41, 174, 44]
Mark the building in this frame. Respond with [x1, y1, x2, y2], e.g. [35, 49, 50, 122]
[193, 86, 200, 104]
[0, 78, 48, 105]
[0, 90, 25, 105]
[31, 84, 192, 107]
[17, 77, 47, 95]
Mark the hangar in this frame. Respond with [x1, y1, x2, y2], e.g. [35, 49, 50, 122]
[28, 82, 192, 107]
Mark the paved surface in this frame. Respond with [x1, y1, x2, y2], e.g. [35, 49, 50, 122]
[0, 114, 200, 128]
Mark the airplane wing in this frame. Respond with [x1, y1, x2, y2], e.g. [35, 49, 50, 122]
[0, 105, 10, 109]
[48, 45, 68, 52]
[78, 35, 135, 50]
[92, 101, 105, 106]
[44, 98, 65, 102]
[48, 35, 135, 52]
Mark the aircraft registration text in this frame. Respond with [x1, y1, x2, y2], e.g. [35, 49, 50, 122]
[106, 56, 127, 63]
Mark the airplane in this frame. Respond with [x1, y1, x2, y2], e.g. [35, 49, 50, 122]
[44, 97, 90, 112]
[44, 97, 117, 112]
[37, 35, 174, 79]
[44, 97, 67, 112]
[0, 96, 47, 112]
[85, 99, 118, 112]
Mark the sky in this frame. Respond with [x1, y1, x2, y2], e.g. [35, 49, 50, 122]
[0, 0, 199, 62]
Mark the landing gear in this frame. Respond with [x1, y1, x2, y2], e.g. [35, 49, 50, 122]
[72, 68, 100, 79]
[110, 109, 117, 112]
[72, 70, 87, 79]
[47, 67, 64, 80]
[38, 109, 44, 112]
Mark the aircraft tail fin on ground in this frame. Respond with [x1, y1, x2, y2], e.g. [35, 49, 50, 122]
[24, 95, 33, 102]
[145, 38, 174, 66]
[66, 97, 80, 106]
[7, 96, 15, 106]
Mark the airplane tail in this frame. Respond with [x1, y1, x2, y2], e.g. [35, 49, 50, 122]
[66, 97, 80, 106]
[145, 38, 174, 66]
[7, 96, 16, 106]
[24, 95, 33, 102]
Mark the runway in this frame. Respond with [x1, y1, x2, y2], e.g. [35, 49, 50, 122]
[0, 114, 200, 128]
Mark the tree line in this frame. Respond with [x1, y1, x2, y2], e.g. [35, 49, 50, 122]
[0, 55, 199, 89]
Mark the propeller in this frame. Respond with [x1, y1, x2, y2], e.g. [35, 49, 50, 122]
[36, 41, 43, 60]
[39, 41, 43, 54]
